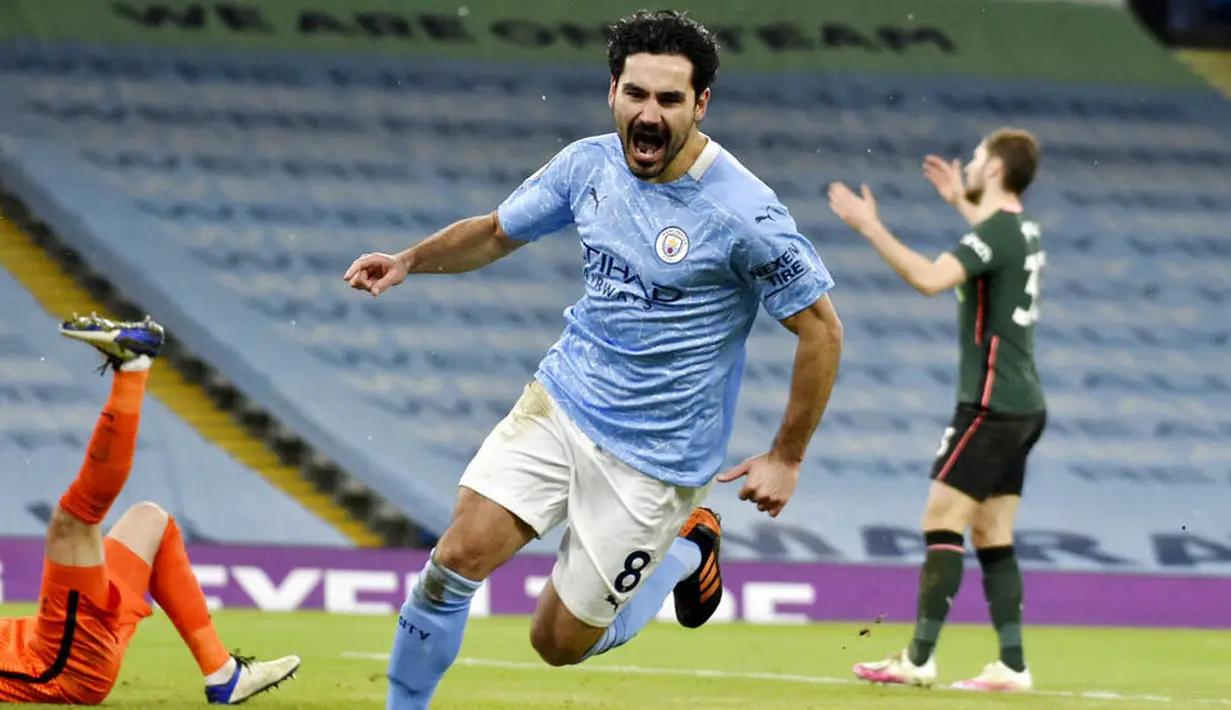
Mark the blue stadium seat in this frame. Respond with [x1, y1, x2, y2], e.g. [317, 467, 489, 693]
[0, 43, 1227, 570]
[0, 269, 352, 546]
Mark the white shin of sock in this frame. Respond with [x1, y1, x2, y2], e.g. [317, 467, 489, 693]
[204, 657, 237, 685]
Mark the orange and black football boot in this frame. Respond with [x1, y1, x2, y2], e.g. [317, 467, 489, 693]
[672, 507, 723, 629]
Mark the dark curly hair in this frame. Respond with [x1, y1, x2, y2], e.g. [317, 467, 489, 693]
[606, 10, 721, 95]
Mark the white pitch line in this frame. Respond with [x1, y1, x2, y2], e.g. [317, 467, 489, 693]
[341, 652, 1231, 706]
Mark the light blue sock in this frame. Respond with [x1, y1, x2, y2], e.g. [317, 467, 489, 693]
[583, 537, 702, 661]
[386, 555, 481, 710]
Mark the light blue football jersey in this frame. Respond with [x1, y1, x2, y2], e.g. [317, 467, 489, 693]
[497, 133, 834, 487]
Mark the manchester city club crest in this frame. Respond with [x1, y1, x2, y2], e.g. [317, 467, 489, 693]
[655, 226, 689, 264]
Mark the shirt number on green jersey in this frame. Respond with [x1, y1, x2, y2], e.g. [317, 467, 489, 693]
[935, 427, 956, 458]
[1013, 251, 1046, 327]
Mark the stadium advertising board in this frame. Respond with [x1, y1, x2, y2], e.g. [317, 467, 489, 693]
[0, 0, 1202, 86]
[0, 538, 1228, 627]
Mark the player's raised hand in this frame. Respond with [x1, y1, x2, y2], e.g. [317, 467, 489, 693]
[716, 452, 800, 518]
[343, 252, 408, 297]
[827, 182, 880, 234]
[923, 155, 964, 205]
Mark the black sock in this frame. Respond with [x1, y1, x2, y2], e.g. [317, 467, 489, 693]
[978, 545, 1025, 672]
[907, 530, 966, 667]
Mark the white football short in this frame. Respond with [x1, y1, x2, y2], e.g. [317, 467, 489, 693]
[458, 379, 710, 627]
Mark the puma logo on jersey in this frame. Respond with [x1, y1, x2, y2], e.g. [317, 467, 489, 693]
[588, 186, 606, 212]
[960, 232, 993, 263]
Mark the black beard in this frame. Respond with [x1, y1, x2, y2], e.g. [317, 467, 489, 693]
[624, 123, 678, 179]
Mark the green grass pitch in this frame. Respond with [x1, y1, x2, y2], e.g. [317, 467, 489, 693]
[2, 604, 1227, 708]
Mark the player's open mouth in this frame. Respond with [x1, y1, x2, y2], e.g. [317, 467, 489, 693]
[631, 131, 666, 164]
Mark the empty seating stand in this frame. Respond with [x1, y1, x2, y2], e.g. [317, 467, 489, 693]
[0, 43, 1227, 571]
[0, 268, 352, 546]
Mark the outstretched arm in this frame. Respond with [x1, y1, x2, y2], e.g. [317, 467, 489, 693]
[346, 143, 581, 295]
[858, 221, 968, 296]
[828, 182, 968, 296]
[345, 214, 528, 294]
[398, 212, 528, 275]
